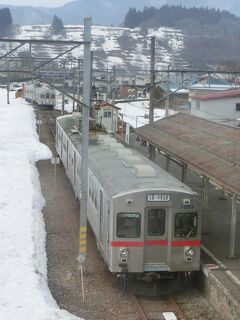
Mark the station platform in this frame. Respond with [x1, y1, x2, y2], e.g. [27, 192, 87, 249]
[129, 136, 240, 320]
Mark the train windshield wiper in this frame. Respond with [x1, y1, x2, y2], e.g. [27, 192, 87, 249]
[185, 229, 194, 239]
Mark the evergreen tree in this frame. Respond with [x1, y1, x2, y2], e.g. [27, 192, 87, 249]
[123, 5, 240, 29]
[51, 15, 64, 34]
[0, 8, 13, 37]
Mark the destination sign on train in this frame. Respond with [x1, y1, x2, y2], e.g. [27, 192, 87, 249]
[147, 194, 171, 202]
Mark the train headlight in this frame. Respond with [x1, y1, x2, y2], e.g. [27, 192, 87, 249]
[120, 248, 128, 258]
[184, 246, 194, 262]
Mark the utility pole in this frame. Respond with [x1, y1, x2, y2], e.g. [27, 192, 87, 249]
[111, 65, 116, 132]
[148, 36, 155, 160]
[29, 43, 34, 105]
[107, 66, 110, 99]
[77, 58, 81, 112]
[112, 65, 116, 104]
[72, 77, 76, 111]
[165, 65, 170, 117]
[6, 69, 10, 104]
[77, 17, 92, 265]
[61, 61, 66, 115]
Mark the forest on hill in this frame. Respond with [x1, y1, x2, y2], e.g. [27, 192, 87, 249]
[124, 5, 240, 67]
[124, 5, 239, 29]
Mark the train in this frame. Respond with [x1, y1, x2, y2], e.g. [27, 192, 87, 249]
[55, 113, 202, 295]
[23, 82, 56, 108]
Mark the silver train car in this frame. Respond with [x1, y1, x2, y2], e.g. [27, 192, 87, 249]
[23, 83, 56, 108]
[56, 114, 201, 293]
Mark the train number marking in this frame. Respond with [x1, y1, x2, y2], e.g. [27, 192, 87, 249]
[147, 194, 171, 202]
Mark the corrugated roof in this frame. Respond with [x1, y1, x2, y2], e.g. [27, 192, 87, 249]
[135, 113, 240, 195]
[192, 88, 240, 101]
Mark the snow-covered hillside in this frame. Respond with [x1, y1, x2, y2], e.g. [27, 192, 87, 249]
[8, 24, 186, 70]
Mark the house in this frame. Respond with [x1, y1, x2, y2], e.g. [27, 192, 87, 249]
[189, 77, 232, 100]
[96, 101, 120, 133]
[191, 89, 240, 125]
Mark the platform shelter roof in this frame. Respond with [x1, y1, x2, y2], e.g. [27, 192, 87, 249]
[135, 113, 240, 195]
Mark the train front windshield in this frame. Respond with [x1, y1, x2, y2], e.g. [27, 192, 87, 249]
[117, 213, 141, 238]
[175, 212, 198, 238]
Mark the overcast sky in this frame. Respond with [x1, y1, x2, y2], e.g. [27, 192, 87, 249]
[0, 0, 70, 7]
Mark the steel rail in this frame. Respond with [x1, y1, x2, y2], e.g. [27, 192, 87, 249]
[131, 294, 148, 320]
[168, 295, 188, 320]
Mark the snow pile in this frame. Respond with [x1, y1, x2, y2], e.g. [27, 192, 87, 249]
[0, 90, 81, 320]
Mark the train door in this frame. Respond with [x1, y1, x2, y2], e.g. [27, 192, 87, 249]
[99, 190, 104, 244]
[144, 207, 169, 268]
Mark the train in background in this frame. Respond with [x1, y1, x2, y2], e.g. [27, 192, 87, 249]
[56, 113, 202, 295]
[23, 82, 56, 109]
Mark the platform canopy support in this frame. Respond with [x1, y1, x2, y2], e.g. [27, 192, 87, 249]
[202, 176, 209, 233]
[166, 155, 170, 172]
[227, 194, 238, 259]
[181, 163, 187, 183]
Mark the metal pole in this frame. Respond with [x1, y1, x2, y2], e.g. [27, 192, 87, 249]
[111, 66, 116, 132]
[77, 17, 92, 264]
[149, 36, 155, 160]
[29, 43, 34, 105]
[107, 66, 110, 99]
[7, 69, 10, 104]
[61, 61, 65, 115]
[77, 58, 81, 112]
[73, 78, 76, 111]
[166, 155, 170, 172]
[165, 65, 170, 116]
[227, 194, 237, 259]
[181, 163, 187, 183]
[149, 36, 155, 123]
[202, 176, 209, 233]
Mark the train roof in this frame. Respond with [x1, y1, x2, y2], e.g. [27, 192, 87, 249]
[57, 115, 196, 197]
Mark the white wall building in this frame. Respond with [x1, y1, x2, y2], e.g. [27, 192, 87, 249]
[97, 102, 120, 133]
[191, 89, 240, 125]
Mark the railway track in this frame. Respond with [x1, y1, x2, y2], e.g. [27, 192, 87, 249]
[36, 108, 60, 140]
[132, 294, 188, 320]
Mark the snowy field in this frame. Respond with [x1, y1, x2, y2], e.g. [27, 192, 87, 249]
[9, 24, 186, 70]
[0, 89, 81, 320]
[116, 100, 175, 128]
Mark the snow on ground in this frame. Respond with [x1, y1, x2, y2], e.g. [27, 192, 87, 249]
[116, 100, 176, 128]
[0, 89, 81, 320]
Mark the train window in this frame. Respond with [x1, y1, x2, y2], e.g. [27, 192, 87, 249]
[117, 213, 141, 238]
[148, 209, 165, 236]
[175, 212, 198, 238]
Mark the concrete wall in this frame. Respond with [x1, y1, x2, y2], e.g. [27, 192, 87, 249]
[196, 269, 240, 320]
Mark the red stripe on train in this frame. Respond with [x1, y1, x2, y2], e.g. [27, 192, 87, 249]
[145, 240, 168, 246]
[171, 240, 201, 247]
[110, 240, 201, 247]
[110, 241, 144, 247]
